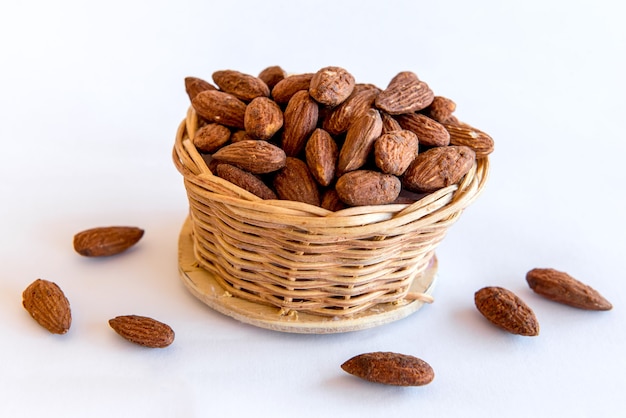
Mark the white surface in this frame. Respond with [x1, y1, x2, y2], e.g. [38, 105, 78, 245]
[1, 1, 624, 417]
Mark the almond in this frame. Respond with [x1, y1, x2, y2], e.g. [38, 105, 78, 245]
[216, 163, 277, 200]
[309, 66, 355, 107]
[192, 123, 231, 153]
[423, 96, 456, 122]
[212, 140, 286, 174]
[258, 65, 287, 89]
[341, 352, 434, 386]
[109, 315, 175, 348]
[395, 113, 450, 147]
[526, 268, 612, 310]
[380, 111, 403, 134]
[337, 108, 383, 175]
[474, 286, 539, 336]
[271, 73, 314, 104]
[305, 128, 338, 186]
[281, 90, 319, 156]
[336, 170, 401, 206]
[322, 87, 380, 135]
[444, 122, 494, 157]
[184, 76, 217, 101]
[73, 226, 144, 257]
[273, 157, 320, 206]
[212, 69, 270, 102]
[374, 130, 419, 176]
[321, 188, 346, 211]
[375, 71, 434, 115]
[230, 130, 255, 143]
[244, 97, 284, 140]
[22, 279, 72, 334]
[402, 145, 475, 193]
[192, 90, 247, 129]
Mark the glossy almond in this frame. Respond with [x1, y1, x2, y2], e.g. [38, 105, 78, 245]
[212, 140, 286, 174]
[212, 69, 270, 101]
[273, 157, 320, 206]
[336, 170, 401, 207]
[402, 146, 475, 192]
[526, 268, 612, 310]
[244, 97, 283, 140]
[337, 108, 383, 175]
[109, 315, 175, 348]
[395, 113, 450, 147]
[22, 279, 72, 334]
[474, 286, 540, 336]
[375, 71, 434, 115]
[341, 352, 434, 386]
[305, 128, 338, 186]
[281, 90, 319, 156]
[374, 130, 419, 176]
[271, 73, 315, 104]
[216, 163, 277, 200]
[192, 90, 247, 129]
[309, 66, 355, 107]
[73, 226, 144, 257]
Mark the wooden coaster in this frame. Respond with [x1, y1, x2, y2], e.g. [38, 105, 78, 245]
[178, 217, 438, 334]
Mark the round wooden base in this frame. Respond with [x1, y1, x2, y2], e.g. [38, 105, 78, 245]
[177, 217, 438, 334]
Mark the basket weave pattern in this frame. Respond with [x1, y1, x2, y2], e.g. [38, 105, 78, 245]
[173, 107, 489, 317]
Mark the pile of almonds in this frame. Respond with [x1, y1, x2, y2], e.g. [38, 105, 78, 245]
[185, 66, 494, 208]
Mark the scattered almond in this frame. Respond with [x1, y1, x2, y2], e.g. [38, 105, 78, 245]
[73, 226, 144, 257]
[474, 286, 540, 336]
[341, 352, 434, 386]
[22, 279, 72, 334]
[109, 315, 175, 348]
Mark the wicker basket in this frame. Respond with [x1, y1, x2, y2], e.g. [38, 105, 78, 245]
[173, 106, 489, 318]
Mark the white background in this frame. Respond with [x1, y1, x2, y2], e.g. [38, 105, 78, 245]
[1, 1, 625, 417]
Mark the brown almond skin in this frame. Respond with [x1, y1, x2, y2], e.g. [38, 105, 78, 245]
[336, 170, 401, 206]
[212, 69, 270, 102]
[337, 108, 383, 175]
[322, 87, 380, 135]
[258, 65, 287, 89]
[321, 189, 346, 211]
[380, 111, 403, 134]
[526, 268, 612, 310]
[281, 90, 319, 156]
[309, 66, 355, 107]
[305, 128, 338, 187]
[216, 163, 277, 200]
[402, 145, 475, 193]
[192, 123, 231, 153]
[22, 279, 72, 334]
[444, 122, 495, 158]
[271, 73, 315, 104]
[244, 97, 284, 140]
[73, 226, 144, 257]
[184, 76, 217, 101]
[109, 315, 174, 348]
[395, 113, 450, 147]
[375, 71, 434, 115]
[374, 130, 419, 176]
[474, 286, 540, 336]
[341, 352, 434, 386]
[273, 157, 320, 206]
[192, 90, 247, 129]
[423, 96, 456, 122]
[212, 140, 286, 174]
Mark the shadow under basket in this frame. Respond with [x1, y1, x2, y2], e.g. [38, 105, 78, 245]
[173, 107, 490, 334]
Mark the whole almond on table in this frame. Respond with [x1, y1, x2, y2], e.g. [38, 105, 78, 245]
[22, 279, 72, 334]
[184, 76, 217, 101]
[374, 130, 419, 176]
[444, 122, 494, 158]
[375, 71, 434, 115]
[216, 163, 277, 200]
[281, 90, 319, 156]
[395, 113, 451, 147]
[341, 352, 434, 386]
[273, 157, 320, 206]
[474, 286, 540, 336]
[336, 170, 401, 206]
[322, 87, 380, 135]
[402, 145, 476, 193]
[192, 123, 231, 153]
[258, 65, 287, 89]
[109, 315, 175, 348]
[212, 69, 270, 102]
[308, 66, 355, 107]
[271, 73, 315, 104]
[73, 226, 144, 257]
[211, 140, 286, 174]
[192, 90, 247, 129]
[337, 108, 383, 175]
[526, 268, 612, 310]
[305, 128, 338, 187]
[244, 97, 284, 140]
